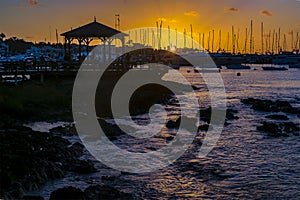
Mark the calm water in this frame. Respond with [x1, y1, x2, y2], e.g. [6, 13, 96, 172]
[30, 68, 300, 199]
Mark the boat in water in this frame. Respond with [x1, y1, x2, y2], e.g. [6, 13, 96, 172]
[289, 63, 300, 68]
[262, 65, 288, 71]
[226, 64, 251, 69]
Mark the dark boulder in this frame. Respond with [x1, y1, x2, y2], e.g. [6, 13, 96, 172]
[199, 108, 237, 123]
[275, 100, 295, 114]
[257, 121, 300, 137]
[226, 109, 239, 120]
[0, 126, 96, 199]
[50, 125, 77, 136]
[198, 124, 210, 131]
[0, 171, 12, 190]
[241, 97, 257, 105]
[242, 98, 300, 114]
[252, 100, 276, 112]
[49, 186, 85, 200]
[23, 195, 44, 200]
[166, 117, 181, 128]
[68, 142, 84, 158]
[192, 85, 201, 90]
[70, 160, 98, 174]
[84, 184, 133, 200]
[280, 122, 300, 133]
[199, 108, 211, 123]
[166, 135, 174, 141]
[166, 116, 198, 133]
[257, 122, 282, 134]
[265, 114, 289, 120]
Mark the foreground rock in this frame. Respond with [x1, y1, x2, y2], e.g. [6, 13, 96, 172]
[48, 184, 135, 200]
[241, 98, 300, 114]
[0, 126, 96, 199]
[49, 187, 85, 200]
[265, 114, 289, 120]
[257, 121, 300, 137]
[166, 108, 238, 132]
[84, 184, 134, 200]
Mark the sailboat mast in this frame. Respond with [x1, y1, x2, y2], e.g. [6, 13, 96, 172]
[156, 21, 159, 48]
[261, 22, 264, 54]
[283, 34, 287, 51]
[268, 30, 271, 52]
[244, 28, 248, 54]
[278, 28, 281, 53]
[275, 32, 278, 54]
[148, 28, 150, 46]
[272, 30, 275, 54]
[168, 25, 170, 49]
[232, 26, 235, 54]
[212, 29, 214, 53]
[152, 29, 155, 48]
[250, 20, 253, 54]
[190, 24, 193, 49]
[208, 31, 211, 53]
[159, 20, 162, 49]
[236, 28, 240, 53]
[291, 30, 294, 51]
[219, 30, 221, 52]
[227, 32, 229, 53]
[202, 33, 205, 51]
[199, 32, 201, 50]
[55, 29, 58, 45]
[296, 32, 299, 51]
[184, 28, 186, 49]
[175, 28, 178, 48]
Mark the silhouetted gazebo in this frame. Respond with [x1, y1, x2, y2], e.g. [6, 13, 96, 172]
[61, 17, 127, 61]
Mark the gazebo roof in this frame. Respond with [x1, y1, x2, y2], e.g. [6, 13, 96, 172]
[61, 18, 127, 39]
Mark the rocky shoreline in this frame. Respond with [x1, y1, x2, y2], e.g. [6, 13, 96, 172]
[0, 125, 98, 199]
[1, 76, 300, 199]
[0, 77, 178, 199]
[0, 107, 240, 199]
[241, 98, 300, 137]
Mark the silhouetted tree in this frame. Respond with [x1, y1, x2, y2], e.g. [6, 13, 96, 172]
[5, 36, 33, 54]
[0, 33, 6, 41]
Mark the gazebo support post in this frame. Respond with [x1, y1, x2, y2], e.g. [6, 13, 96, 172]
[121, 37, 126, 69]
[78, 38, 83, 61]
[84, 38, 93, 57]
[67, 38, 72, 62]
[100, 37, 106, 62]
[64, 37, 67, 60]
[107, 39, 113, 62]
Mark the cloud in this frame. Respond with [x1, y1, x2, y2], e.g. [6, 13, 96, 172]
[27, 0, 40, 6]
[157, 17, 167, 22]
[184, 11, 199, 17]
[18, 2, 26, 9]
[224, 7, 239, 13]
[18, 0, 40, 9]
[169, 19, 177, 23]
[260, 10, 273, 17]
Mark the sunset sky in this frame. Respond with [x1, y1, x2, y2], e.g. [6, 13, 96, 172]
[1, 0, 299, 51]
